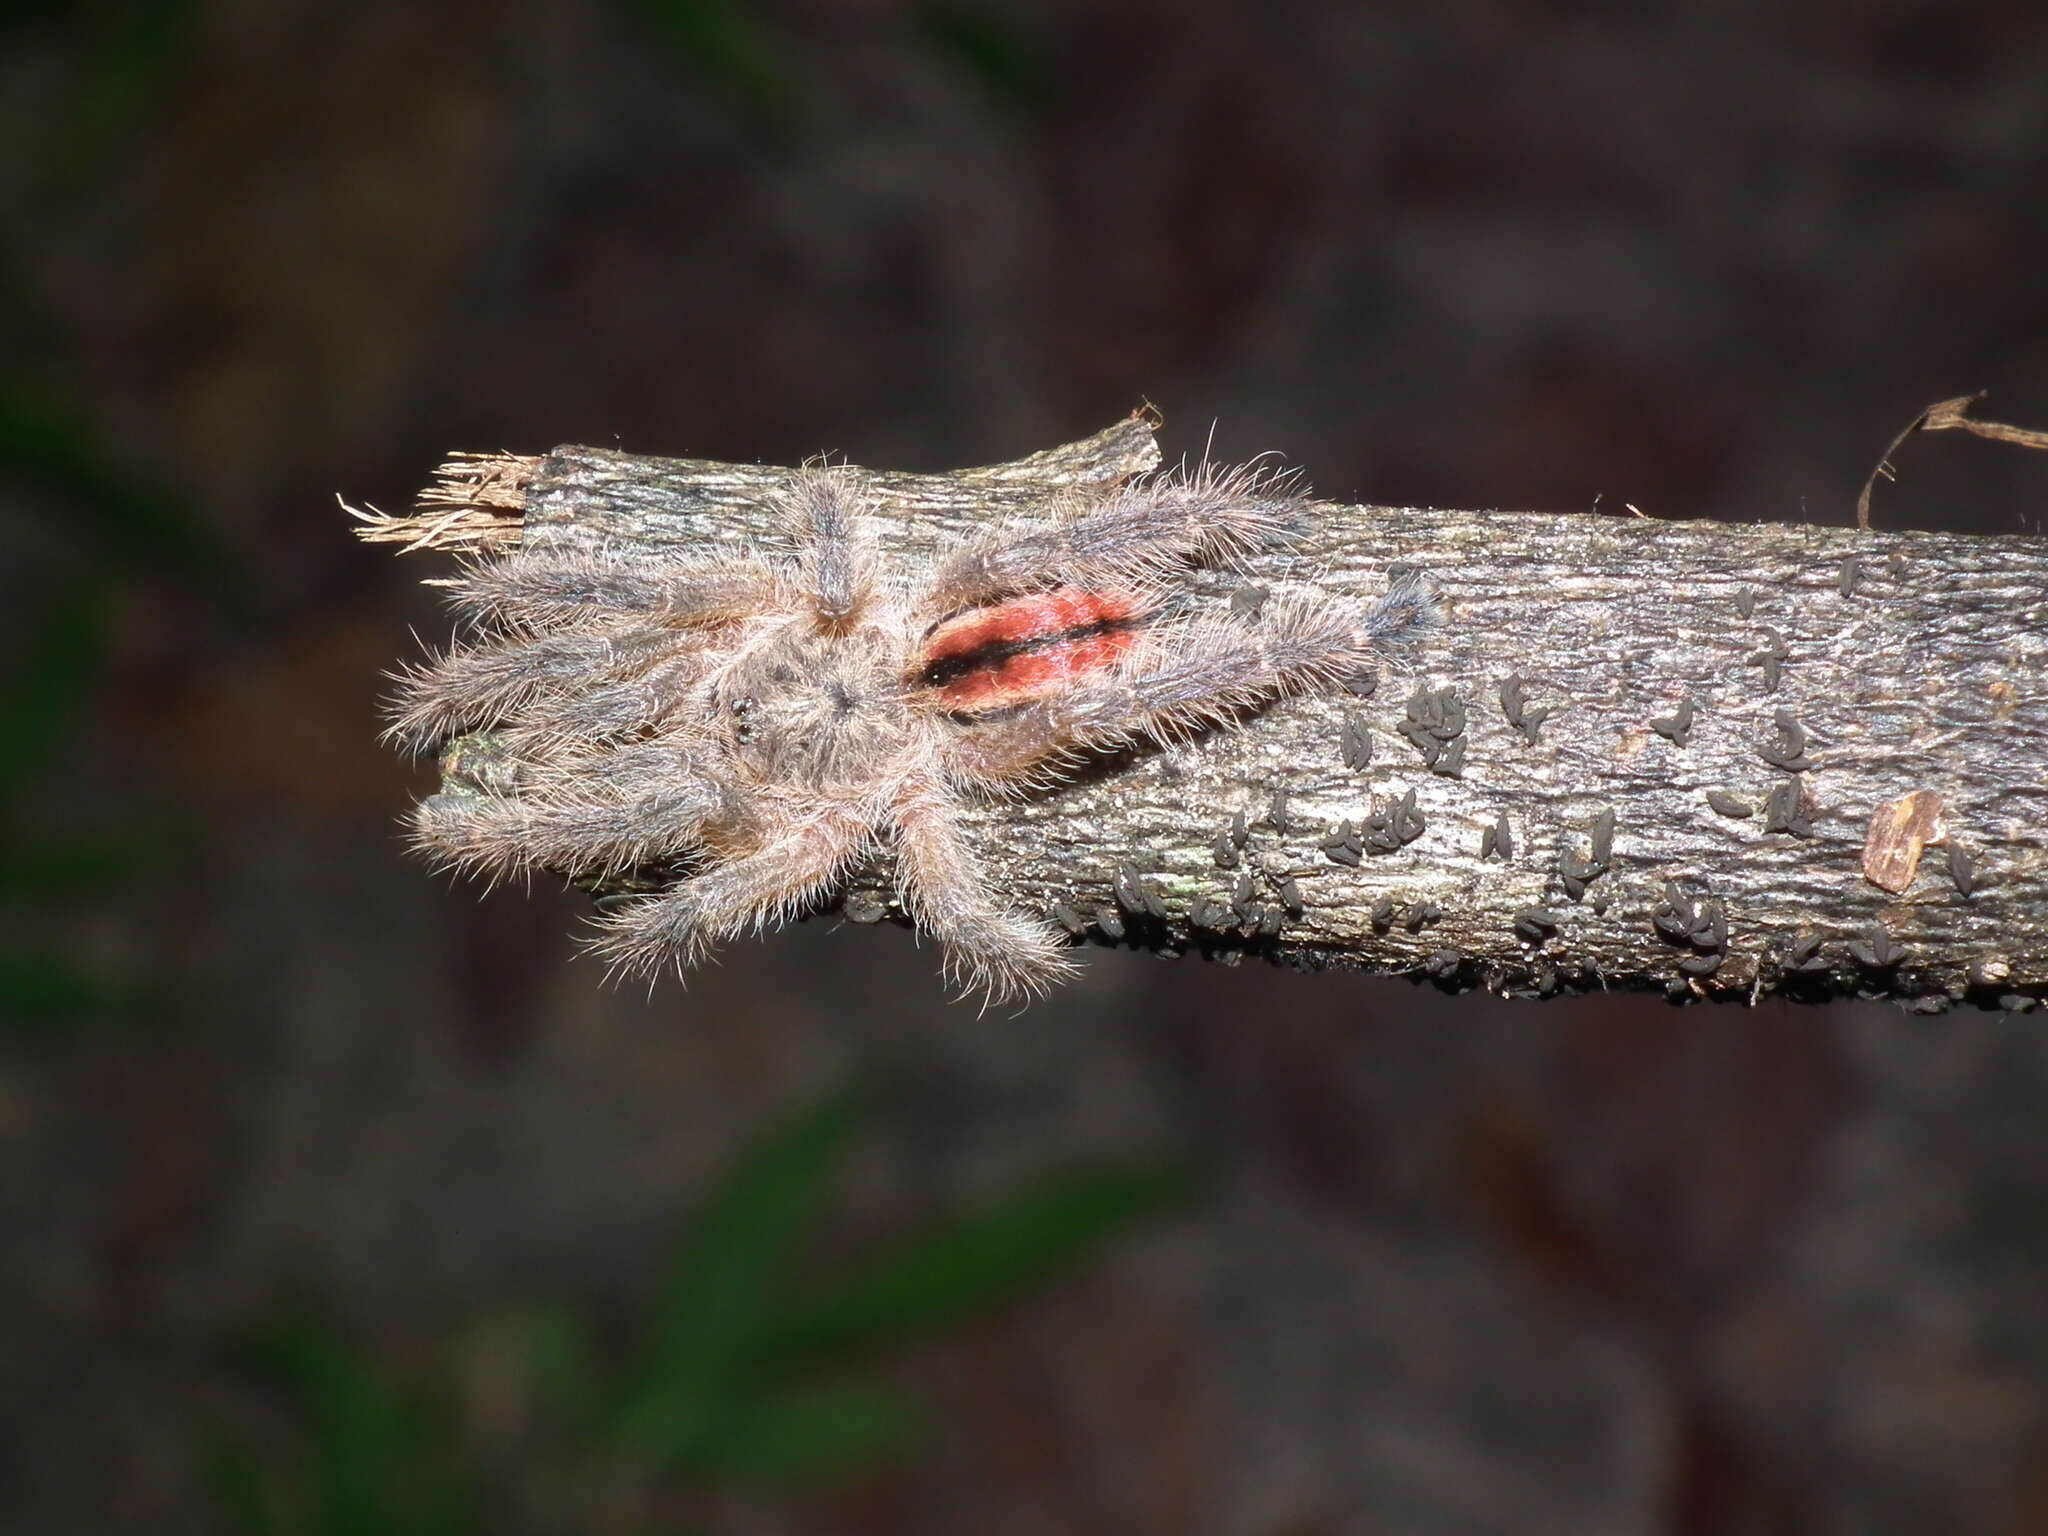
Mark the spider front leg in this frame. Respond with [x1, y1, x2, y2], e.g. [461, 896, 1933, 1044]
[443, 552, 796, 632]
[388, 627, 680, 750]
[412, 741, 731, 880]
[393, 556, 799, 750]
[500, 653, 715, 751]
[891, 781, 1078, 1004]
[779, 468, 877, 629]
[586, 809, 873, 980]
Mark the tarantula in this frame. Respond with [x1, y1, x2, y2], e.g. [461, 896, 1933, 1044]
[392, 462, 1433, 1002]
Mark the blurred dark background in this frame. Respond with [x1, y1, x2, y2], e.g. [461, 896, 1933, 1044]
[6, 1, 2048, 1531]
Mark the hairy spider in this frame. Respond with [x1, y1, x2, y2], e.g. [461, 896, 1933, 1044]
[392, 461, 1434, 1002]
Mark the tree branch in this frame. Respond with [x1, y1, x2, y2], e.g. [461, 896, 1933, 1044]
[362, 413, 2048, 1011]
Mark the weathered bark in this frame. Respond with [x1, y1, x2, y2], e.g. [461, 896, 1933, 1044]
[361, 413, 2048, 1010]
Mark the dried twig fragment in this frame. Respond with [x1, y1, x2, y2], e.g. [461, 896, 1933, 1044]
[1858, 393, 2048, 530]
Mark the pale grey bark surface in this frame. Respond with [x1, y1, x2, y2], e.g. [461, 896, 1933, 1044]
[377, 417, 2048, 1012]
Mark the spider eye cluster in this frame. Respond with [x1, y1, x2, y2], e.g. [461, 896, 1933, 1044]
[715, 621, 906, 788]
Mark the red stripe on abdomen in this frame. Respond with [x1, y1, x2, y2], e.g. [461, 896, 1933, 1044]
[933, 627, 1139, 710]
[919, 587, 1146, 713]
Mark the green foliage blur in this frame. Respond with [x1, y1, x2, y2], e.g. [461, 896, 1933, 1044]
[200, 1080, 1193, 1531]
[0, 1, 241, 1041]
[615, 0, 1048, 143]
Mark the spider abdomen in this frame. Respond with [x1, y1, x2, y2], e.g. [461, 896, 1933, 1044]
[918, 587, 1147, 713]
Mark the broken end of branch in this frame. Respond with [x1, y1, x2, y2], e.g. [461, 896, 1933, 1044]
[349, 450, 541, 554]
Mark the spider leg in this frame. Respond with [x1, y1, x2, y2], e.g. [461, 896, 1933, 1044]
[779, 468, 876, 629]
[892, 781, 1078, 1004]
[412, 742, 731, 879]
[500, 653, 714, 751]
[947, 595, 1370, 784]
[586, 809, 872, 979]
[921, 460, 1307, 616]
[556, 737, 720, 794]
[443, 550, 795, 632]
[388, 624, 689, 751]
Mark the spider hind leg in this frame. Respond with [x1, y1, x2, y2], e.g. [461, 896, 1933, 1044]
[946, 595, 1372, 784]
[923, 460, 1310, 616]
